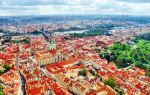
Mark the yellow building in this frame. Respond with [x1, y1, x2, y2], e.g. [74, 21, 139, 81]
[35, 50, 65, 65]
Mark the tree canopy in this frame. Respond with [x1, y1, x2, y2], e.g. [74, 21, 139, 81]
[104, 78, 116, 88]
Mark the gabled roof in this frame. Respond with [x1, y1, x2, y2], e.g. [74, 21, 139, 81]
[49, 49, 57, 55]
[0, 52, 15, 60]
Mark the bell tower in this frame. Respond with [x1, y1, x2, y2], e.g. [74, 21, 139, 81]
[41, 26, 56, 50]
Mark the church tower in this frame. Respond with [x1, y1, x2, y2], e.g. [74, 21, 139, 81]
[41, 26, 56, 50]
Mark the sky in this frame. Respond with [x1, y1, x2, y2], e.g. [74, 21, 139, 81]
[0, 0, 150, 16]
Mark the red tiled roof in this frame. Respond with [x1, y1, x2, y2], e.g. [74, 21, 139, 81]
[5, 46, 19, 53]
[19, 54, 30, 59]
[5, 60, 14, 65]
[66, 65, 84, 70]
[49, 49, 57, 55]
[0, 52, 15, 60]
[57, 58, 79, 66]
[28, 80, 39, 85]
[25, 74, 34, 80]
[27, 87, 42, 95]
[86, 89, 96, 95]
[22, 44, 30, 49]
[33, 69, 41, 75]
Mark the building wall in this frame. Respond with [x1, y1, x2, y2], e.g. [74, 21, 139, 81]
[37, 53, 65, 65]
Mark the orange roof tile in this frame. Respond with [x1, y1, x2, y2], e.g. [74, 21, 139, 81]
[57, 58, 79, 66]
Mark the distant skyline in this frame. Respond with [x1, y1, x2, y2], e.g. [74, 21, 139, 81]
[0, 0, 150, 16]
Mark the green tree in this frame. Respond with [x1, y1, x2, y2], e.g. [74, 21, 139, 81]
[4, 64, 10, 70]
[95, 74, 102, 81]
[116, 56, 124, 67]
[0, 84, 4, 95]
[114, 87, 124, 95]
[21, 38, 30, 44]
[78, 69, 87, 76]
[104, 54, 111, 62]
[89, 70, 95, 76]
[0, 91, 4, 95]
[104, 78, 116, 88]
[146, 71, 150, 77]
[0, 70, 3, 75]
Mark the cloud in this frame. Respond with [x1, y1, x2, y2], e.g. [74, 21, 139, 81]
[115, 0, 150, 3]
[0, 0, 150, 16]
[0, 0, 89, 6]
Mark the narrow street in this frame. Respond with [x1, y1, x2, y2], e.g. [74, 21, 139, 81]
[20, 72, 26, 95]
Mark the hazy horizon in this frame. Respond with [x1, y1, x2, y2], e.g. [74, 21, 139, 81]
[0, 14, 150, 17]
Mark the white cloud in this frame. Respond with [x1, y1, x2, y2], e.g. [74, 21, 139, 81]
[115, 0, 150, 3]
[0, 0, 150, 16]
